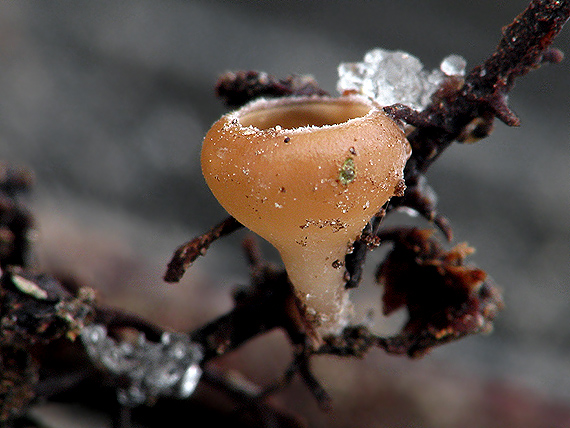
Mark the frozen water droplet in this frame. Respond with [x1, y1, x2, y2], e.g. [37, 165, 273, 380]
[146, 361, 182, 390]
[84, 324, 106, 343]
[80, 324, 204, 405]
[440, 54, 467, 76]
[118, 384, 146, 407]
[338, 48, 444, 110]
[161, 333, 172, 345]
[178, 364, 202, 398]
[338, 48, 466, 111]
[168, 342, 187, 360]
[399, 207, 419, 217]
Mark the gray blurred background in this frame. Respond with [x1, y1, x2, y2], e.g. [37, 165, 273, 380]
[0, 1, 568, 427]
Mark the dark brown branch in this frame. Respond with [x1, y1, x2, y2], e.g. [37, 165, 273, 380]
[190, 239, 317, 361]
[395, 0, 570, 188]
[164, 216, 242, 282]
[216, 71, 328, 108]
[190, 270, 291, 361]
[350, 0, 570, 288]
[320, 225, 504, 359]
[344, 206, 386, 290]
[201, 366, 307, 428]
[94, 306, 165, 342]
[257, 344, 332, 411]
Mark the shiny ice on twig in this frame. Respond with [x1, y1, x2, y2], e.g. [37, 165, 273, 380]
[337, 48, 466, 111]
[81, 324, 203, 407]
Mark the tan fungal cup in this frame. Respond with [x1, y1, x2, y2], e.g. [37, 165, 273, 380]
[201, 95, 411, 332]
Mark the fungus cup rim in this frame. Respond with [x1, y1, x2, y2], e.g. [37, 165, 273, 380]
[224, 95, 383, 134]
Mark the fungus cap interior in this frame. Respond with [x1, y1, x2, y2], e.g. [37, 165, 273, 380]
[238, 99, 373, 130]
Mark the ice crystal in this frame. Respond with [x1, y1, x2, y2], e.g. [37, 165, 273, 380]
[440, 54, 467, 76]
[337, 48, 466, 111]
[81, 324, 203, 406]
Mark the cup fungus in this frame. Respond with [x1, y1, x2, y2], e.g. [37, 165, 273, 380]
[201, 95, 411, 332]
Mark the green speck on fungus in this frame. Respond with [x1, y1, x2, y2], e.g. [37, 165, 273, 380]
[339, 157, 356, 185]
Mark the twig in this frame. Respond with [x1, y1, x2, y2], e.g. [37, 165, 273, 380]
[164, 216, 242, 282]
[216, 71, 328, 108]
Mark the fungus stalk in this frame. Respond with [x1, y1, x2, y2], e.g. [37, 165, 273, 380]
[201, 96, 410, 332]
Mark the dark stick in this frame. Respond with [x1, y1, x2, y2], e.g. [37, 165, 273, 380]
[164, 216, 242, 283]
